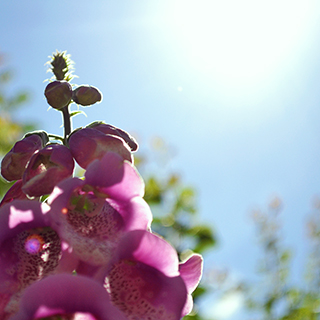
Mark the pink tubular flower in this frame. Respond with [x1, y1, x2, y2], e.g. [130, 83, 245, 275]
[10, 274, 127, 320]
[0, 200, 66, 318]
[47, 152, 152, 267]
[97, 230, 189, 320]
[68, 127, 133, 169]
[1, 133, 47, 181]
[22, 144, 74, 197]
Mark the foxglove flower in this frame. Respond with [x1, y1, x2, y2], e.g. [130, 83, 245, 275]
[0, 200, 72, 318]
[22, 144, 74, 197]
[47, 152, 152, 267]
[1, 133, 47, 181]
[98, 230, 190, 320]
[10, 274, 126, 320]
[68, 127, 133, 169]
[0, 51, 205, 320]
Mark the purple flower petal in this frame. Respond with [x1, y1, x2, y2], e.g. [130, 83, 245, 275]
[114, 196, 152, 232]
[179, 254, 203, 293]
[111, 230, 180, 277]
[47, 177, 85, 219]
[10, 274, 127, 320]
[179, 254, 203, 317]
[100, 230, 187, 320]
[84, 152, 125, 189]
[85, 152, 144, 201]
[0, 200, 63, 317]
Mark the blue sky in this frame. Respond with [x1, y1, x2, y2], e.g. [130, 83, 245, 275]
[2, 1, 320, 318]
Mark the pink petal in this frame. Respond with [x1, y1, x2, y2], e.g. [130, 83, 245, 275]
[179, 254, 203, 317]
[109, 230, 180, 278]
[179, 254, 203, 293]
[84, 152, 125, 189]
[10, 274, 127, 320]
[47, 177, 85, 219]
[0, 200, 63, 316]
[113, 196, 152, 232]
[100, 231, 187, 320]
[85, 152, 144, 201]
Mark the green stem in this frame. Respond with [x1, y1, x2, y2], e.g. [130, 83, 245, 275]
[61, 105, 71, 145]
[48, 134, 64, 142]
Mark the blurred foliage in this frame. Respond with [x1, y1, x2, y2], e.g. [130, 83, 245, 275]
[0, 52, 35, 197]
[135, 137, 216, 320]
[239, 197, 320, 320]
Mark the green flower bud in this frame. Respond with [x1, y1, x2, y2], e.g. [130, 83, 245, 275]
[44, 80, 72, 110]
[72, 85, 102, 106]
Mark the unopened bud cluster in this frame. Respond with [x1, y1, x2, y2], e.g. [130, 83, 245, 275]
[45, 81, 102, 109]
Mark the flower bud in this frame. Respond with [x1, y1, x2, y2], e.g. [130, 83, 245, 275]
[22, 144, 74, 197]
[1, 133, 47, 181]
[72, 85, 102, 106]
[87, 122, 138, 152]
[68, 127, 132, 169]
[44, 80, 72, 109]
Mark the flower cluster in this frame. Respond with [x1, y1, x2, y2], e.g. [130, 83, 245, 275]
[0, 52, 203, 320]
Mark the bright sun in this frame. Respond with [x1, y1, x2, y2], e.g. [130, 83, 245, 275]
[167, 0, 316, 91]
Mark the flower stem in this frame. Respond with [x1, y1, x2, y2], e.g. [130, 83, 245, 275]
[48, 134, 64, 142]
[61, 105, 71, 145]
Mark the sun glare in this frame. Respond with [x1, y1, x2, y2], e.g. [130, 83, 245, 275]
[168, 0, 315, 90]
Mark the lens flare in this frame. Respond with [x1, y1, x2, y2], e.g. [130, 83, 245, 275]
[24, 234, 45, 254]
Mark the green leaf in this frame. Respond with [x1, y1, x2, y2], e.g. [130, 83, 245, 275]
[0, 177, 14, 198]
[191, 225, 216, 253]
[70, 110, 87, 118]
[144, 176, 162, 204]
